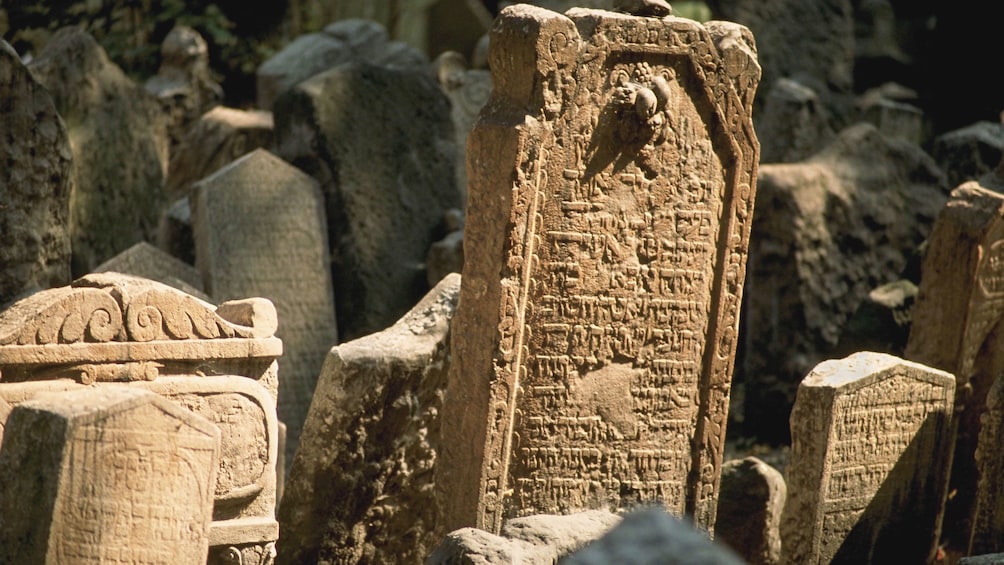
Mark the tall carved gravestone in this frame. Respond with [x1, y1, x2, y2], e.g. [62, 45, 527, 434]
[0, 387, 219, 563]
[780, 352, 955, 564]
[191, 148, 338, 467]
[0, 273, 282, 565]
[437, 4, 760, 534]
[906, 183, 1004, 558]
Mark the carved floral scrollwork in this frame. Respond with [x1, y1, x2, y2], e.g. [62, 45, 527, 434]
[0, 273, 275, 346]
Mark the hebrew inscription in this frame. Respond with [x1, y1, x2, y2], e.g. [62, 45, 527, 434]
[438, 5, 760, 534]
[781, 353, 954, 564]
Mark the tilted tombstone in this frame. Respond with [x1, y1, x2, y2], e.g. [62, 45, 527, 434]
[273, 61, 461, 342]
[27, 27, 169, 275]
[436, 4, 761, 534]
[780, 352, 955, 564]
[277, 273, 461, 565]
[0, 40, 72, 307]
[906, 183, 1004, 558]
[0, 273, 282, 565]
[191, 148, 338, 468]
[0, 387, 220, 563]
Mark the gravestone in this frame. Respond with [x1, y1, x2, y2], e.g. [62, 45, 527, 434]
[0, 387, 219, 563]
[0, 40, 72, 307]
[28, 27, 169, 276]
[931, 121, 1004, 189]
[277, 273, 460, 565]
[780, 352, 955, 564]
[0, 273, 283, 565]
[715, 457, 785, 565]
[273, 61, 461, 341]
[93, 241, 208, 301]
[973, 373, 1004, 554]
[436, 4, 760, 534]
[191, 148, 337, 467]
[166, 105, 274, 199]
[905, 183, 1004, 559]
[741, 122, 948, 444]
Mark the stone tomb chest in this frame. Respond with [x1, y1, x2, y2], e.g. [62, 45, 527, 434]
[0, 273, 281, 565]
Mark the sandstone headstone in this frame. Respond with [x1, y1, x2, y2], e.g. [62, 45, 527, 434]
[28, 27, 169, 275]
[278, 274, 460, 564]
[740, 122, 948, 444]
[860, 96, 924, 146]
[166, 105, 274, 199]
[437, 5, 760, 534]
[0, 386, 220, 563]
[93, 241, 208, 301]
[274, 62, 461, 341]
[715, 457, 785, 565]
[191, 148, 337, 468]
[780, 352, 955, 564]
[0, 273, 283, 564]
[905, 183, 1004, 559]
[0, 39, 72, 307]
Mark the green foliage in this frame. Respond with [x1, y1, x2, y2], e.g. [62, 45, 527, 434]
[3, 0, 283, 103]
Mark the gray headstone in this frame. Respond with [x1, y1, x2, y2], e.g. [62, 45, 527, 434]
[274, 61, 461, 341]
[28, 27, 169, 275]
[0, 40, 72, 306]
[191, 148, 338, 468]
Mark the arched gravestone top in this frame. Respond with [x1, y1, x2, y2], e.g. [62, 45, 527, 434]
[437, 4, 760, 534]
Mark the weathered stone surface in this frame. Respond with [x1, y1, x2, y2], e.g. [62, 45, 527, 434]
[0, 273, 283, 564]
[0, 386, 220, 563]
[144, 24, 223, 151]
[191, 148, 337, 468]
[973, 373, 1004, 555]
[274, 61, 461, 341]
[780, 352, 955, 564]
[560, 506, 746, 565]
[277, 273, 460, 565]
[158, 197, 195, 266]
[437, 5, 760, 534]
[932, 121, 1004, 189]
[256, 18, 427, 110]
[740, 122, 948, 443]
[166, 105, 274, 199]
[0, 40, 72, 307]
[93, 241, 208, 301]
[715, 457, 785, 565]
[905, 182, 1004, 559]
[28, 27, 169, 276]
[860, 95, 924, 146]
[427, 510, 622, 565]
